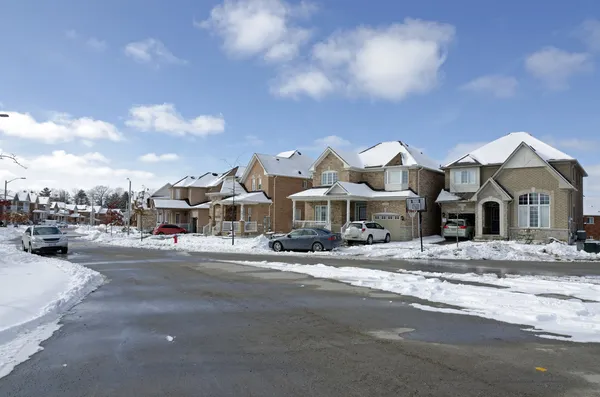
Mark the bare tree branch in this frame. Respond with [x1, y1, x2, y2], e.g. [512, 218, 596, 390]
[0, 153, 26, 169]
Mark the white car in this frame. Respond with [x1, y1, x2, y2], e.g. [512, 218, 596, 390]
[343, 221, 391, 245]
[22, 225, 68, 254]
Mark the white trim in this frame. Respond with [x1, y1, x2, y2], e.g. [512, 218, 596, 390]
[476, 197, 505, 238]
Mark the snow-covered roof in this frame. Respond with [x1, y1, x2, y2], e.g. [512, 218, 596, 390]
[153, 199, 192, 209]
[289, 181, 417, 200]
[243, 151, 313, 181]
[318, 141, 441, 172]
[37, 196, 50, 205]
[192, 202, 211, 209]
[29, 193, 38, 203]
[66, 204, 76, 211]
[218, 192, 272, 205]
[435, 190, 462, 203]
[445, 132, 574, 167]
[188, 173, 222, 188]
[151, 183, 172, 198]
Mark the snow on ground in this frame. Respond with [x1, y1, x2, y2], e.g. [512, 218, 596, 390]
[233, 260, 600, 343]
[75, 226, 600, 262]
[0, 227, 104, 378]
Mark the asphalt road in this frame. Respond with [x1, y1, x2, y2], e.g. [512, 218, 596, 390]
[1, 240, 600, 396]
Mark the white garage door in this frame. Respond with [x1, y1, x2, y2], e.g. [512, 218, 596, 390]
[373, 213, 412, 241]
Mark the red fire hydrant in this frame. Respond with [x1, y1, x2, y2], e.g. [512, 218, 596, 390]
[173, 235, 178, 244]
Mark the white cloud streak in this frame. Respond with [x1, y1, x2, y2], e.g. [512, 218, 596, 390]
[139, 153, 180, 163]
[460, 75, 518, 98]
[525, 47, 593, 90]
[124, 38, 187, 66]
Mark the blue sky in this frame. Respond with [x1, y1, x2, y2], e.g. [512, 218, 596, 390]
[0, 0, 599, 210]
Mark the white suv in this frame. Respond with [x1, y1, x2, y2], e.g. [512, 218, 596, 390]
[22, 226, 68, 254]
[343, 221, 391, 245]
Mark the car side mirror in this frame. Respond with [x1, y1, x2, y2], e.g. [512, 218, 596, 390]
[287, 234, 292, 238]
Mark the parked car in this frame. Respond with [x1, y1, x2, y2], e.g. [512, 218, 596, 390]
[269, 228, 342, 252]
[343, 221, 391, 245]
[152, 224, 187, 235]
[443, 219, 474, 240]
[22, 226, 68, 254]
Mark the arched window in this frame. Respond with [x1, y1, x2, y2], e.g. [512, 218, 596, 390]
[321, 171, 338, 186]
[518, 193, 550, 228]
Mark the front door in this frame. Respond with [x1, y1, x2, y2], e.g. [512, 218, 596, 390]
[192, 217, 198, 233]
[355, 203, 367, 221]
[483, 202, 500, 235]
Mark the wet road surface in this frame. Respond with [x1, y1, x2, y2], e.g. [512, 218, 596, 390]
[1, 240, 600, 396]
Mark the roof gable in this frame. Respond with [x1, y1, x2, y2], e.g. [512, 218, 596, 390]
[471, 178, 512, 202]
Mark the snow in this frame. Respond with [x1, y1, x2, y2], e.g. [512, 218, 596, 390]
[291, 182, 417, 199]
[253, 152, 313, 179]
[218, 191, 272, 204]
[276, 150, 297, 158]
[233, 260, 600, 342]
[445, 132, 573, 167]
[435, 190, 461, 203]
[153, 199, 194, 209]
[288, 188, 329, 199]
[166, 335, 175, 342]
[0, 228, 104, 378]
[337, 141, 441, 171]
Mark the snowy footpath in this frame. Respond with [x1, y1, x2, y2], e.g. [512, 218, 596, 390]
[0, 227, 103, 378]
[76, 226, 600, 262]
[234, 260, 600, 343]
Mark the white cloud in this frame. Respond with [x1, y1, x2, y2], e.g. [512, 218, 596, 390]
[460, 75, 518, 98]
[0, 110, 122, 143]
[525, 47, 593, 90]
[126, 103, 225, 137]
[443, 141, 487, 166]
[576, 19, 600, 52]
[86, 37, 108, 52]
[244, 135, 264, 146]
[81, 140, 95, 148]
[124, 38, 187, 66]
[274, 18, 455, 100]
[314, 135, 350, 148]
[0, 150, 157, 191]
[139, 153, 180, 163]
[198, 0, 314, 63]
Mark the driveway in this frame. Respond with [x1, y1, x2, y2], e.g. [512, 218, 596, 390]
[1, 240, 599, 396]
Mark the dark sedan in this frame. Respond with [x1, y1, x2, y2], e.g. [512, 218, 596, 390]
[269, 228, 342, 252]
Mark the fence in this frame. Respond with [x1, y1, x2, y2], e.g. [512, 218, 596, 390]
[244, 221, 258, 232]
[222, 221, 241, 233]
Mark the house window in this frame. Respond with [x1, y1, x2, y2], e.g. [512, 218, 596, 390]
[175, 213, 180, 224]
[294, 208, 302, 221]
[454, 170, 476, 184]
[586, 217, 595, 224]
[251, 177, 256, 191]
[321, 171, 338, 186]
[258, 177, 262, 190]
[385, 169, 408, 185]
[247, 207, 252, 222]
[302, 180, 308, 189]
[315, 205, 328, 222]
[175, 189, 181, 199]
[518, 193, 550, 228]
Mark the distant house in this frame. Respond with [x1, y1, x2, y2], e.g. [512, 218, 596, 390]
[584, 203, 600, 240]
[289, 141, 444, 240]
[436, 132, 586, 242]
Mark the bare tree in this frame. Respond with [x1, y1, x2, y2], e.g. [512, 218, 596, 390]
[0, 152, 26, 169]
[87, 185, 112, 206]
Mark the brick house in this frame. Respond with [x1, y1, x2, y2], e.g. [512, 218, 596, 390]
[289, 141, 444, 240]
[212, 150, 313, 235]
[584, 203, 600, 240]
[436, 132, 586, 242]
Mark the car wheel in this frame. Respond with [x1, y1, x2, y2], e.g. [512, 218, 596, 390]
[312, 242, 324, 252]
[273, 241, 283, 252]
[366, 235, 373, 245]
[61, 248, 69, 255]
[384, 234, 391, 243]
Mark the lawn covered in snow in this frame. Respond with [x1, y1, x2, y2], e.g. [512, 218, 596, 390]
[0, 227, 103, 378]
[234, 260, 600, 343]
[76, 226, 600, 262]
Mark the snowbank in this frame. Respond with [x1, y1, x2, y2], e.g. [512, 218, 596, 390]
[234, 260, 600, 343]
[75, 226, 600, 262]
[0, 229, 104, 378]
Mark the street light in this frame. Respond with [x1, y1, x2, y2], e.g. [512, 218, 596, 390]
[4, 177, 26, 221]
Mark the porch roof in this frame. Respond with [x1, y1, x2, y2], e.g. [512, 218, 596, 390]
[192, 201, 211, 209]
[435, 190, 462, 203]
[153, 199, 193, 209]
[218, 192, 272, 205]
[289, 182, 417, 200]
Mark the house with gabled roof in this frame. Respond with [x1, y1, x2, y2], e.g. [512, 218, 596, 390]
[436, 132, 586, 242]
[289, 141, 444, 240]
[211, 150, 313, 235]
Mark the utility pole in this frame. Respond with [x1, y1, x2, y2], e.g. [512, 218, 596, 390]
[127, 178, 132, 236]
[231, 177, 235, 246]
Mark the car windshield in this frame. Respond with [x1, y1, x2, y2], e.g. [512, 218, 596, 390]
[445, 220, 466, 227]
[33, 227, 61, 235]
[348, 223, 363, 228]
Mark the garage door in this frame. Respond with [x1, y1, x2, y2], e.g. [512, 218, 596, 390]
[373, 213, 412, 241]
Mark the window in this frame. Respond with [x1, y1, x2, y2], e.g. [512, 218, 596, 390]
[247, 207, 252, 222]
[294, 208, 302, 221]
[454, 169, 476, 184]
[258, 177, 262, 190]
[302, 180, 308, 189]
[175, 189, 181, 199]
[175, 213, 180, 224]
[518, 193, 550, 228]
[288, 229, 304, 237]
[385, 169, 408, 185]
[586, 217, 595, 224]
[251, 177, 256, 191]
[321, 171, 338, 186]
[315, 205, 328, 222]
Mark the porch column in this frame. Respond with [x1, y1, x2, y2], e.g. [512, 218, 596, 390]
[346, 199, 351, 223]
[240, 203, 245, 221]
[292, 200, 296, 226]
[327, 199, 331, 227]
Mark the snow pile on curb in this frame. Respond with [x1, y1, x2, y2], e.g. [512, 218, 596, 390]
[75, 226, 600, 262]
[234, 260, 600, 343]
[0, 231, 104, 378]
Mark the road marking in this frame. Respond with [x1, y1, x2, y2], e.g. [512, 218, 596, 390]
[536, 367, 547, 372]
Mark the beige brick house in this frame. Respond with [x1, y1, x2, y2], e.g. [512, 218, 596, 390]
[436, 132, 587, 242]
[210, 150, 313, 235]
[289, 141, 444, 240]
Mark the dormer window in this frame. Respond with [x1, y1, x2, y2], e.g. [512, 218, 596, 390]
[251, 177, 256, 191]
[455, 169, 476, 185]
[321, 171, 338, 186]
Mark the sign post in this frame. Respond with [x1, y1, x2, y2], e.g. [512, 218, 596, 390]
[406, 197, 427, 252]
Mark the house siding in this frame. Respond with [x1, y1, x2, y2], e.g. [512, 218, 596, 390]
[271, 175, 311, 233]
[411, 169, 445, 236]
[481, 165, 500, 183]
[245, 160, 268, 194]
[314, 152, 346, 185]
[360, 171, 385, 190]
[188, 188, 207, 206]
[584, 216, 600, 240]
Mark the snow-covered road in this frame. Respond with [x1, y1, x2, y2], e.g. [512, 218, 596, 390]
[233, 260, 600, 343]
[0, 227, 104, 378]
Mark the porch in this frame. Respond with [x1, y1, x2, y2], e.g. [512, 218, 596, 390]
[208, 192, 273, 236]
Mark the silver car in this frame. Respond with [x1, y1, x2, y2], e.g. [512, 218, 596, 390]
[443, 219, 474, 240]
[22, 226, 69, 254]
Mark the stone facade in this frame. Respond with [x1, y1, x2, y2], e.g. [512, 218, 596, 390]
[313, 152, 345, 186]
[360, 171, 385, 190]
